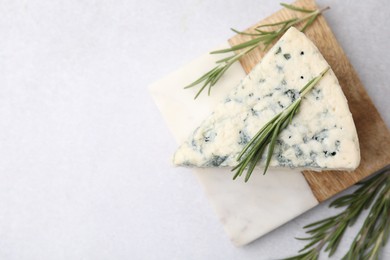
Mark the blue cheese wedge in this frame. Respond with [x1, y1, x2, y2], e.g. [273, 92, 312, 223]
[173, 27, 360, 171]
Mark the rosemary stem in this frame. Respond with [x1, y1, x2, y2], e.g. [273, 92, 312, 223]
[284, 165, 390, 259]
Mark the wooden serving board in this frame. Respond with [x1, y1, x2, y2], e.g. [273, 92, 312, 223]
[229, 0, 390, 202]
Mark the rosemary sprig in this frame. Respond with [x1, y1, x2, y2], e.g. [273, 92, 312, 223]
[232, 67, 330, 182]
[282, 164, 390, 260]
[185, 3, 330, 99]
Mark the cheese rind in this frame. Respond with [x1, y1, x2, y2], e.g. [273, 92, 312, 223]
[173, 27, 360, 171]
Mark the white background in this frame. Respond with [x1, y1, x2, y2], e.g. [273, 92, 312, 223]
[0, 0, 389, 259]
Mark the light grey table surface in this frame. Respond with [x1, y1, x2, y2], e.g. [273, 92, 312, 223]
[0, 0, 388, 259]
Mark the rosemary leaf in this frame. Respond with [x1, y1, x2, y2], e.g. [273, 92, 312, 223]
[230, 28, 262, 37]
[256, 18, 299, 28]
[263, 120, 281, 175]
[301, 13, 318, 32]
[254, 28, 276, 35]
[210, 37, 263, 54]
[281, 3, 316, 13]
